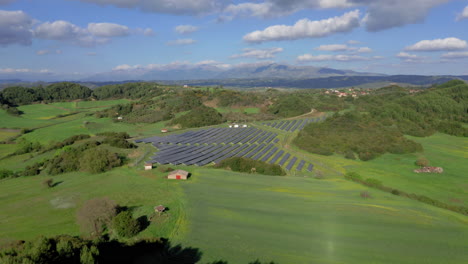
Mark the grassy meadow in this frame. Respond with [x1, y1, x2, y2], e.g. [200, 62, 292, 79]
[0, 102, 467, 263]
[176, 169, 467, 264]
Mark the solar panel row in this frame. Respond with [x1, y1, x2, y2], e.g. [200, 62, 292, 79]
[262, 117, 328, 132]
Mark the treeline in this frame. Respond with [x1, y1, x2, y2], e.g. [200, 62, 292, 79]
[295, 81, 468, 160]
[1, 82, 92, 106]
[0, 235, 276, 264]
[215, 157, 286, 176]
[294, 111, 423, 160]
[0, 132, 135, 179]
[357, 80, 468, 137]
[344, 172, 468, 216]
[170, 105, 224, 128]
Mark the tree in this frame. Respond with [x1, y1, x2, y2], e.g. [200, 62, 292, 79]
[113, 211, 141, 238]
[76, 197, 118, 237]
[79, 148, 122, 173]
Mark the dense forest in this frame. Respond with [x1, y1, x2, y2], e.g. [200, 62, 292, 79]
[294, 80, 468, 160]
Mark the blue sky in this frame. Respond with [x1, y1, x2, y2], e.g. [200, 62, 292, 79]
[1, 0, 468, 80]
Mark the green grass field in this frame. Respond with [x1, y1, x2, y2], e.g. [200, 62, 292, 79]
[175, 169, 467, 264]
[0, 166, 184, 243]
[1, 102, 467, 263]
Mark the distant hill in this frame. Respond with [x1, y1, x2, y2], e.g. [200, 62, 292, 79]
[84, 63, 381, 82]
[167, 75, 468, 89]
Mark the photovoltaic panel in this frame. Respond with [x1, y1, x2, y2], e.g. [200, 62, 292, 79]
[286, 157, 297, 170]
[278, 153, 290, 166]
[307, 164, 314, 172]
[296, 160, 305, 171]
[269, 150, 284, 164]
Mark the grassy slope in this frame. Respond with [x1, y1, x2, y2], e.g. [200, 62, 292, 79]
[349, 134, 468, 207]
[177, 169, 467, 264]
[0, 166, 184, 243]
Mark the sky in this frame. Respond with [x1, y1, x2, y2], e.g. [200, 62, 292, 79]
[1, 0, 468, 80]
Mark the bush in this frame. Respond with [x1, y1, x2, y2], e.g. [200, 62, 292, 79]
[215, 157, 286, 176]
[79, 148, 122, 174]
[113, 211, 141, 238]
[344, 172, 362, 181]
[415, 157, 429, 167]
[344, 150, 356, 160]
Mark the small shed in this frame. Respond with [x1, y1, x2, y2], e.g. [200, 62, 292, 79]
[168, 169, 189, 180]
[161, 128, 169, 133]
[144, 163, 153, 170]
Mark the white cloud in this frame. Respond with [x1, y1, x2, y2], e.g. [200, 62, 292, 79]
[405, 37, 468, 52]
[77, 0, 225, 15]
[347, 40, 360, 45]
[457, 5, 468, 20]
[166, 38, 197, 46]
[441, 51, 468, 59]
[356, 47, 372, 53]
[231, 47, 283, 59]
[88, 22, 129, 37]
[243, 10, 360, 43]
[175, 25, 199, 34]
[315, 44, 350, 51]
[396, 52, 422, 60]
[0, 68, 51, 74]
[297, 53, 372, 62]
[0, 10, 33, 46]
[224, 1, 447, 31]
[33, 20, 150, 47]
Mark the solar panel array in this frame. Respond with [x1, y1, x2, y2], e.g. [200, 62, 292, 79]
[136, 127, 314, 171]
[262, 117, 327, 132]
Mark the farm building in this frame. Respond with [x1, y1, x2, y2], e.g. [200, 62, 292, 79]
[161, 128, 169, 133]
[168, 169, 189, 180]
[144, 163, 153, 170]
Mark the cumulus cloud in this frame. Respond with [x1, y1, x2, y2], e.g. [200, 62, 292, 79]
[357, 0, 450, 31]
[297, 53, 376, 62]
[396, 52, 424, 60]
[457, 5, 468, 20]
[243, 10, 360, 43]
[230, 47, 283, 59]
[315, 44, 350, 51]
[33, 20, 149, 47]
[77, 0, 225, 15]
[166, 38, 197, 46]
[0, 10, 33, 46]
[224, 1, 447, 31]
[356, 47, 372, 53]
[405, 37, 468, 52]
[88, 22, 129, 37]
[175, 25, 199, 34]
[224, 0, 353, 19]
[441, 51, 468, 59]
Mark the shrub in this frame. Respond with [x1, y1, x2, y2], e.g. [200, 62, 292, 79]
[79, 148, 122, 173]
[415, 157, 429, 167]
[364, 178, 383, 188]
[344, 150, 356, 160]
[215, 157, 286, 176]
[344, 172, 362, 181]
[113, 211, 141, 238]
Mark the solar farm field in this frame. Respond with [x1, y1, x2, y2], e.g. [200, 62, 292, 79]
[137, 126, 314, 171]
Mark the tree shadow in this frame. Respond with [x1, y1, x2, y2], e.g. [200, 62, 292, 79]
[51, 181, 63, 187]
[97, 238, 203, 264]
[137, 215, 150, 231]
